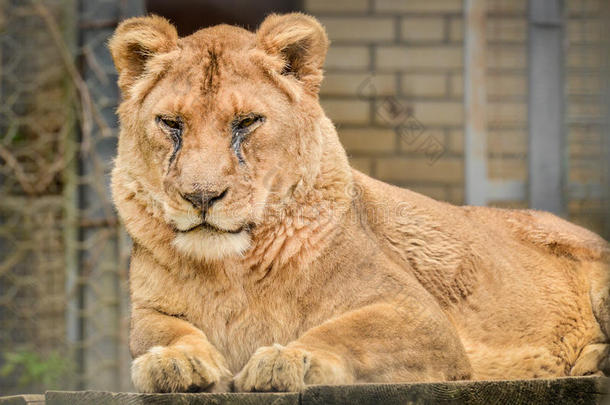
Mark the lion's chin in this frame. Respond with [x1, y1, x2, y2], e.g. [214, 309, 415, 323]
[172, 228, 251, 262]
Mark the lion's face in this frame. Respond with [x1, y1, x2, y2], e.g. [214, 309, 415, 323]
[109, 14, 329, 261]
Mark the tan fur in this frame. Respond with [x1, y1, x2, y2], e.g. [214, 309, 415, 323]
[108, 13, 610, 393]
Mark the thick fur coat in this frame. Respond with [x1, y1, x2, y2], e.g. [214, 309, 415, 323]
[108, 13, 610, 392]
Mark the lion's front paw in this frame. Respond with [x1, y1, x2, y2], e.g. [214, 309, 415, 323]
[233, 344, 311, 392]
[131, 345, 231, 393]
[233, 343, 352, 392]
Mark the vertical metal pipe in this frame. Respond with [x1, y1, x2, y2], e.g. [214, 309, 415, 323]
[464, 0, 488, 206]
[528, 0, 565, 215]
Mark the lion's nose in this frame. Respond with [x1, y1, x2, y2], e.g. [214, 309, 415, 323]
[181, 188, 228, 215]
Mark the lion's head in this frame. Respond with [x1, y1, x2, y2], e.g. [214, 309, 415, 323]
[109, 14, 350, 262]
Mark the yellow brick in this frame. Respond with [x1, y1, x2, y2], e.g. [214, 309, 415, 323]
[569, 141, 604, 158]
[377, 46, 463, 70]
[401, 17, 445, 41]
[450, 129, 527, 156]
[568, 199, 606, 214]
[487, 102, 526, 126]
[376, 157, 464, 183]
[339, 128, 396, 153]
[488, 130, 527, 155]
[320, 17, 395, 42]
[305, 0, 369, 13]
[567, 102, 604, 121]
[568, 126, 603, 145]
[414, 101, 464, 126]
[488, 75, 527, 97]
[566, 47, 603, 69]
[325, 46, 370, 70]
[487, 19, 527, 42]
[398, 129, 445, 153]
[449, 74, 463, 96]
[487, 46, 526, 69]
[348, 157, 373, 175]
[567, 0, 603, 16]
[569, 163, 604, 183]
[450, 18, 526, 43]
[567, 74, 602, 96]
[567, 20, 603, 43]
[401, 74, 448, 97]
[321, 73, 397, 97]
[487, 0, 527, 13]
[452, 18, 527, 43]
[373, 99, 463, 127]
[449, 18, 463, 42]
[448, 129, 463, 153]
[321, 99, 370, 125]
[489, 156, 527, 181]
[451, 74, 525, 98]
[375, 0, 463, 13]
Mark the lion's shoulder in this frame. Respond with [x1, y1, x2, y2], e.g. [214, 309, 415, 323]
[495, 208, 609, 261]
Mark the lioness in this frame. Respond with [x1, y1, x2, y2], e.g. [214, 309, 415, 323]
[108, 13, 610, 393]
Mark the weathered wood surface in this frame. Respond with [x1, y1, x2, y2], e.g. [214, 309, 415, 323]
[4, 376, 605, 405]
[45, 391, 299, 405]
[303, 376, 609, 405]
[0, 395, 45, 405]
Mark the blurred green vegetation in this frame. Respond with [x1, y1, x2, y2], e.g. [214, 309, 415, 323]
[0, 349, 74, 392]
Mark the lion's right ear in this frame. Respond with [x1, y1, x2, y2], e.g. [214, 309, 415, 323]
[256, 13, 329, 94]
[108, 15, 178, 93]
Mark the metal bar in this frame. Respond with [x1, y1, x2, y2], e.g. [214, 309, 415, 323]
[61, 0, 81, 391]
[464, 0, 488, 206]
[603, 1, 610, 240]
[528, 0, 565, 215]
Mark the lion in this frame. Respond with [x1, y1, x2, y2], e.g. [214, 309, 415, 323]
[108, 13, 610, 393]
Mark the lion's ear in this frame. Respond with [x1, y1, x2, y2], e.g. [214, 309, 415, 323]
[256, 13, 329, 92]
[108, 15, 178, 93]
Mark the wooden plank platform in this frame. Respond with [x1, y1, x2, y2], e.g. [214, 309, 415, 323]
[2, 376, 608, 405]
[0, 395, 44, 405]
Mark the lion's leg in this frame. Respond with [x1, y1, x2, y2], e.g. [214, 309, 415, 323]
[570, 343, 609, 376]
[233, 300, 472, 392]
[130, 307, 232, 393]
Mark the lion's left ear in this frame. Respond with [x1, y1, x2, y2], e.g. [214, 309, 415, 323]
[256, 13, 329, 92]
[108, 15, 178, 94]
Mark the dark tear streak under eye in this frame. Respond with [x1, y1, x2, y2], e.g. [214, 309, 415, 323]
[231, 131, 246, 165]
[167, 131, 182, 171]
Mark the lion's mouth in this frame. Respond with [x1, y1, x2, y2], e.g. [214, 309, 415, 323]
[177, 221, 247, 234]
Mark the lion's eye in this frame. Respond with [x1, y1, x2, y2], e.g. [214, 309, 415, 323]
[156, 116, 183, 132]
[231, 114, 265, 165]
[237, 116, 258, 130]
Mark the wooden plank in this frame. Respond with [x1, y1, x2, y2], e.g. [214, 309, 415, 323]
[0, 395, 45, 405]
[528, 0, 566, 215]
[464, 0, 488, 206]
[45, 391, 299, 405]
[44, 377, 609, 405]
[301, 376, 609, 405]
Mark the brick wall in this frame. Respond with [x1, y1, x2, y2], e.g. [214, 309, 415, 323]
[565, 0, 608, 236]
[305, 0, 609, 238]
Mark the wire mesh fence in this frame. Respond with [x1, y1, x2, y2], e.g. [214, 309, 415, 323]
[0, 0, 136, 394]
[0, 0, 608, 396]
[0, 0, 76, 394]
